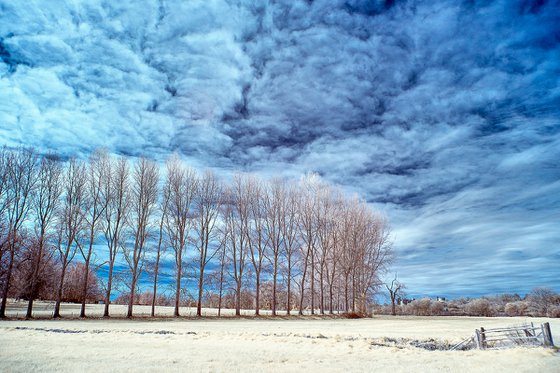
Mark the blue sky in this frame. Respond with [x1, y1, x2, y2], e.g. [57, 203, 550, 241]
[1, 0, 559, 298]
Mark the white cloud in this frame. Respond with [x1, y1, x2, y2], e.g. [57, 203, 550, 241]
[0, 0, 558, 296]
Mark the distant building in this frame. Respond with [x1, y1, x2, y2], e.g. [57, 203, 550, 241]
[397, 298, 414, 306]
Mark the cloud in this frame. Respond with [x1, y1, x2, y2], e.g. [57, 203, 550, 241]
[0, 0, 559, 297]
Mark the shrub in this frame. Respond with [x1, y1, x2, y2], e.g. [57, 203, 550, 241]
[504, 301, 529, 316]
[527, 288, 558, 316]
[547, 305, 560, 318]
[407, 298, 432, 316]
[429, 301, 446, 316]
[465, 298, 494, 317]
[342, 312, 367, 319]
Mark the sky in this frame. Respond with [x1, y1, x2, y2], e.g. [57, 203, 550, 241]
[0, 0, 559, 299]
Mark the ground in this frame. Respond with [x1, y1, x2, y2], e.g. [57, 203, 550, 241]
[1, 301, 559, 372]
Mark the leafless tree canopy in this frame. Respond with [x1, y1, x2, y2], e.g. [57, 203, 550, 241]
[1, 148, 393, 317]
[164, 155, 197, 317]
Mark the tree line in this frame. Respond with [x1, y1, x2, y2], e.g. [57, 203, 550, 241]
[375, 288, 560, 318]
[0, 147, 392, 318]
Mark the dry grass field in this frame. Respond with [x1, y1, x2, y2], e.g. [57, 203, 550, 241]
[0, 301, 559, 372]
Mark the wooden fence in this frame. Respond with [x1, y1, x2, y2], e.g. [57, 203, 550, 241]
[450, 322, 555, 351]
[474, 322, 554, 350]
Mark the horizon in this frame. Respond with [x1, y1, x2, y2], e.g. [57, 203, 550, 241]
[1, 0, 559, 298]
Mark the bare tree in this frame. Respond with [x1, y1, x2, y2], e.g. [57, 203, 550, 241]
[355, 210, 392, 314]
[215, 231, 229, 317]
[386, 274, 405, 316]
[263, 178, 285, 316]
[0, 147, 10, 255]
[280, 182, 300, 315]
[54, 158, 87, 318]
[296, 174, 320, 315]
[150, 171, 170, 317]
[246, 176, 268, 315]
[323, 192, 344, 314]
[26, 155, 63, 318]
[77, 150, 110, 317]
[164, 156, 197, 317]
[315, 186, 337, 315]
[1, 148, 37, 318]
[224, 174, 251, 316]
[124, 157, 159, 318]
[193, 170, 222, 317]
[340, 197, 356, 313]
[101, 156, 130, 317]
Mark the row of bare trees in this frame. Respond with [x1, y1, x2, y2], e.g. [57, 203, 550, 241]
[0, 147, 392, 318]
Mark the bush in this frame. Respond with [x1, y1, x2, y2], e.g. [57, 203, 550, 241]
[342, 312, 368, 319]
[371, 304, 393, 315]
[547, 305, 560, 318]
[504, 301, 529, 316]
[465, 298, 494, 317]
[429, 301, 446, 316]
[527, 288, 558, 316]
[406, 298, 432, 316]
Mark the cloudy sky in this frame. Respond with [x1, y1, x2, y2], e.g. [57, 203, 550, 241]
[1, 0, 559, 298]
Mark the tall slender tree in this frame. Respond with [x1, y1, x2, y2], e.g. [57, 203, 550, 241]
[280, 183, 300, 315]
[26, 155, 62, 318]
[54, 158, 86, 318]
[0, 148, 37, 318]
[194, 170, 222, 317]
[263, 178, 285, 316]
[77, 150, 110, 317]
[224, 175, 251, 316]
[101, 156, 130, 317]
[124, 157, 159, 318]
[296, 174, 320, 315]
[246, 176, 268, 315]
[151, 173, 170, 317]
[215, 231, 228, 317]
[164, 156, 197, 317]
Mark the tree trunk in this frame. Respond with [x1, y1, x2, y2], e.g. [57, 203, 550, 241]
[310, 252, 315, 315]
[255, 274, 260, 316]
[272, 259, 278, 316]
[218, 274, 224, 318]
[127, 275, 137, 318]
[319, 268, 324, 315]
[80, 243, 93, 318]
[26, 233, 45, 319]
[104, 261, 114, 317]
[0, 246, 15, 318]
[197, 265, 204, 317]
[235, 280, 242, 316]
[344, 273, 349, 312]
[218, 249, 225, 318]
[351, 272, 356, 313]
[151, 250, 161, 318]
[286, 257, 291, 316]
[174, 261, 182, 317]
[54, 261, 69, 318]
[329, 283, 334, 315]
[298, 269, 307, 316]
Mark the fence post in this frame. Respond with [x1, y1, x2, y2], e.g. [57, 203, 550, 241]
[475, 329, 482, 349]
[480, 327, 487, 349]
[542, 322, 554, 347]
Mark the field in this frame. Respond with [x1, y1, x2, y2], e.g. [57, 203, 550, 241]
[1, 301, 559, 372]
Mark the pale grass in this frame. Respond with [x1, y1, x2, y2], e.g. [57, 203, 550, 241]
[1, 301, 559, 372]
